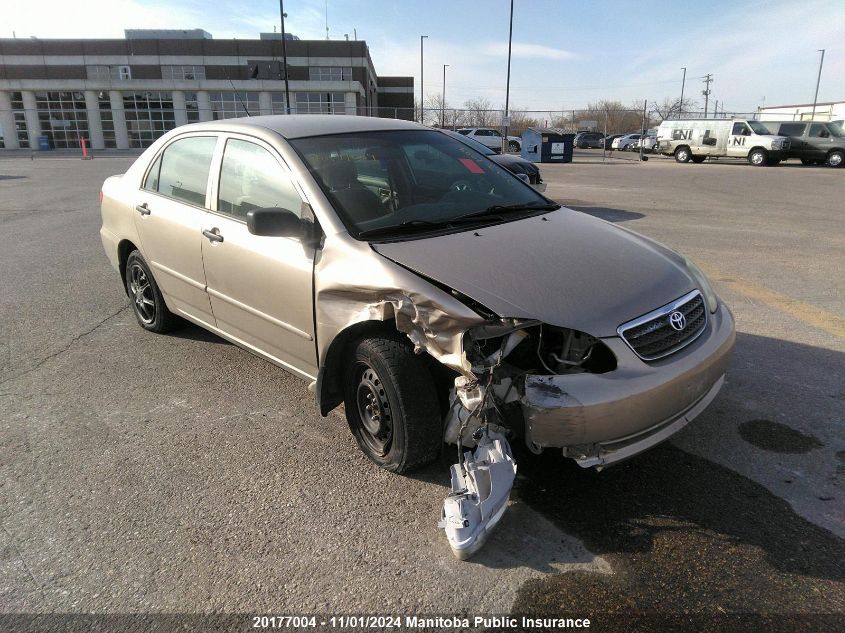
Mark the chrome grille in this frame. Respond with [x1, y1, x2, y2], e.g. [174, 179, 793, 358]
[618, 290, 707, 361]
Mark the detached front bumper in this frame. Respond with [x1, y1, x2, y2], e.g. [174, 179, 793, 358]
[521, 303, 735, 467]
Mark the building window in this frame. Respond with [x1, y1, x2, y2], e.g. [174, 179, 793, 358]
[184, 92, 200, 122]
[161, 65, 206, 81]
[10, 92, 29, 148]
[308, 66, 353, 81]
[271, 92, 288, 114]
[97, 92, 116, 148]
[35, 91, 90, 149]
[123, 91, 176, 148]
[295, 92, 346, 114]
[209, 91, 260, 119]
[86, 65, 133, 81]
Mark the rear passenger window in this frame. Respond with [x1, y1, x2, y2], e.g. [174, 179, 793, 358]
[778, 123, 806, 136]
[156, 136, 217, 206]
[217, 139, 303, 220]
[809, 124, 830, 138]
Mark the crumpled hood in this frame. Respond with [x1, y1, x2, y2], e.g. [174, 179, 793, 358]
[372, 208, 696, 338]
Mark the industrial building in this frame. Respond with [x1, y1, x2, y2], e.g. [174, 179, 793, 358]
[0, 29, 414, 150]
[757, 100, 844, 123]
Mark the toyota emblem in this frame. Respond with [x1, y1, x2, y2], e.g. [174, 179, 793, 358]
[669, 311, 687, 331]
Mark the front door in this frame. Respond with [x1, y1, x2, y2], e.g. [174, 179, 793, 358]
[132, 134, 218, 325]
[726, 122, 752, 157]
[201, 136, 317, 378]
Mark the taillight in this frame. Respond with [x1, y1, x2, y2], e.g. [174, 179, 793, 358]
[99, 191, 104, 204]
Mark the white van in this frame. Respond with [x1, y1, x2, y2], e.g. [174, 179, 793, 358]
[656, 118, 790, 166]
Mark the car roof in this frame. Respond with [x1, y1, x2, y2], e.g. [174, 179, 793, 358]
[175, 114, 426, 140]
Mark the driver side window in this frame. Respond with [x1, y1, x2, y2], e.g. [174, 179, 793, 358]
[217, 139, 302, 220]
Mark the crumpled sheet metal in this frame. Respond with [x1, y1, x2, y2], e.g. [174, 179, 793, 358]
[314, 237, 488, 376]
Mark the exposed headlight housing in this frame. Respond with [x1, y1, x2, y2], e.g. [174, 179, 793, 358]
[684, 258, 718, 313]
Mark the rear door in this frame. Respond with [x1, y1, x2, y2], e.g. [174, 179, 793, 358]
[201, 134, 318, 378]
[133, 134, 218, 325]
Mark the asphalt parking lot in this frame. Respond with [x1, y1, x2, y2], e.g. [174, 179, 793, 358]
[1, 150, 843, 629]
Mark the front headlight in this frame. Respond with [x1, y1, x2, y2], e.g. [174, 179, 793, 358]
[684, 258, 718, 313]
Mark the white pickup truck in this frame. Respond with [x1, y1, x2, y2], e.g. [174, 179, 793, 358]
[456, 127, 522, 153]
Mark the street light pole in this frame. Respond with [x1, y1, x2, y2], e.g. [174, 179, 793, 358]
[419, 35, 428, 124]
[679, 67, 686, 117]
[442, 64, 449, 128]
[279, 0, 290, 114]
[810, 49, 825, 121]
[503, 0, 514, 152]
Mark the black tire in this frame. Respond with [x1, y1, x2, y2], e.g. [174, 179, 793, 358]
[748, 148, 768, 166]
[343, 333, 442, 473]
[124, 250, 182, 333]
[674, 146, 691, 163]
[508, 141, 520, 153]
[691, 155, 706, 163]
[827, 150, 844, 168]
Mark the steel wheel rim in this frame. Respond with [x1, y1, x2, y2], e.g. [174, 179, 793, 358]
[751, 152, 764, 165]
[830, 153, 842, 167]
[678, 150, 688, 161]
[354, 364, 392, 457]
[128, 262, 156, 324]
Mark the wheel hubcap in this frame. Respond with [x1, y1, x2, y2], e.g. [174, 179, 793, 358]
[355, 366, 392, 456]
[830, 154, 842, 167]
[128, 263, 155, 324]
[752, 153, 764, 165]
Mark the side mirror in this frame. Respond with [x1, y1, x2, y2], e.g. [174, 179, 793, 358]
[246, 207, 303, 238]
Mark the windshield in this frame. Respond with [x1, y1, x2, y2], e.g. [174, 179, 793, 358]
[827, 121, 844, 137]
[443, 129, 496, 155]
[748, 121, 771, 135]
[290, 129, 553, 240]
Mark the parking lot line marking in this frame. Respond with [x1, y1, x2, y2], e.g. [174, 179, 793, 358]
[700, 263, 845, 340]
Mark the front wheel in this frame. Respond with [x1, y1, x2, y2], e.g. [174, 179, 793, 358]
[674, 147, 691, 163]
[748, 148, 768, 166]
[343, 333, 442, 474]
[508, 141, 520, 153]
[124, 250, 181, 333]
[828, 150, 844, 168]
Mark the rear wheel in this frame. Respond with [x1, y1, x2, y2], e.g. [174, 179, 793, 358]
[828, 150, 844, 168]
[748, 148, 768, 166]
[342, 333, 442, 473]
[508, 141, 520, 153]
[674, 146, 691, 163]
[124, 250, 181, 333]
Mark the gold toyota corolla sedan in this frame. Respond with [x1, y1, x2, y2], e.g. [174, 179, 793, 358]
[100, 115, 735, 474]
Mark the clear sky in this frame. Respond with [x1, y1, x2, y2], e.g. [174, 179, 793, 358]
[6, 0, 843, 113]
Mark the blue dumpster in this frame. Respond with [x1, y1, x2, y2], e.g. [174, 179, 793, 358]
[38, 136, 52, 151]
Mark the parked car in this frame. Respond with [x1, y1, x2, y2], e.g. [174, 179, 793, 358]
[100, 115, 734, 478]
[574, 132, 605, 149]
[603, 134, 624, 150]
[759, 120, 844, 167]
[443, 129, 544, 190]
[612, 133, 642, 151]
[656, 118, 789, 166]
[456, 127, 521, 153]
[633, 135, 658, 153]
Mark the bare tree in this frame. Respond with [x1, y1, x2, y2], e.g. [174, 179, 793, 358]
[422, 93, 451, 127]
[650, 97, 698, 122]
[462, 97, 498, 127]
[504, 107, 541, 136]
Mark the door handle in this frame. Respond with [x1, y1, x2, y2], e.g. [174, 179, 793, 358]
[135, 203, 151, 216]
[202, 228, 224, 243]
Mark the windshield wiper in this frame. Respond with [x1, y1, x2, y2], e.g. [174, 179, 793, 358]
[357, 219, 444, 239]
[452, 202, 560, 222]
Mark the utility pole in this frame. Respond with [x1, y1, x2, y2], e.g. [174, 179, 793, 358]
[502, 0, 514, 152]
[441, 64, 449, 128]
[280, 0, 290, 114]
[679, 67, 686, 117]
[419, 35, 428, 124]
[810, 49, 825, 121]
[702, 73, 713, 116]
